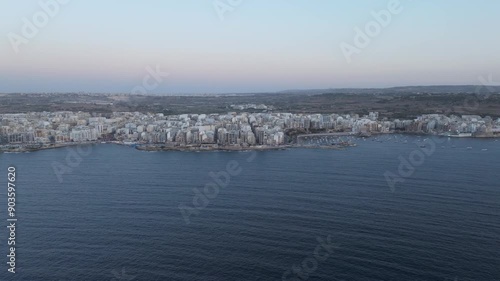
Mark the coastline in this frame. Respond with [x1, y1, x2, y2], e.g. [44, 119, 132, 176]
[1, 132, 497, 153]
[135, 143, 357, 152]
[0, 142, 98, 153]
[0, 141, 354, 153]
[136, 145, 290, 152]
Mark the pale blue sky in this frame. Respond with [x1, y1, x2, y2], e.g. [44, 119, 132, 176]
[1, 0, 499, 93]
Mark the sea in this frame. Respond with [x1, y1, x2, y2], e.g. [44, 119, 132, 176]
[0, 135, 499, 281]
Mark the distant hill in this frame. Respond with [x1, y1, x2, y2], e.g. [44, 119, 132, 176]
[278, 85, 500, 95]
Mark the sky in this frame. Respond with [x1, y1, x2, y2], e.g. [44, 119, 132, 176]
[0, 0, 499, 94]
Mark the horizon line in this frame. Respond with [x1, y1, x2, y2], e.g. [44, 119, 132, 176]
[1, 84, 499, 96]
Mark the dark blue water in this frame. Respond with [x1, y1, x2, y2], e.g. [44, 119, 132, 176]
[1, 136, 499, 281]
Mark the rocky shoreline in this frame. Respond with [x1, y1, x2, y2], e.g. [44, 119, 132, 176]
[0, 141, 356, 153]
[0, 142, 98, 153]
[134, 143, 356, 152]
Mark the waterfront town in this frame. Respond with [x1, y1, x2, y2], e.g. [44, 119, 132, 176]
[1, 111, 500, 152]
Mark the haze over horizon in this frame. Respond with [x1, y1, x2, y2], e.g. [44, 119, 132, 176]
[1, 0, 499, 94]
[3, 84, 500, 96]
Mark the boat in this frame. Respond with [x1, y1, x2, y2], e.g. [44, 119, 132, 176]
[450, 133, 473, 138]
